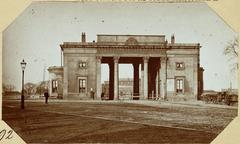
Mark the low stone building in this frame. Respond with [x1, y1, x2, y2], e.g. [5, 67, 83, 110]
[49, 33, 204, 101]
[48, 66, 63, 99]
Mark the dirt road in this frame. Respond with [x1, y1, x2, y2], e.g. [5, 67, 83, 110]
[2, 100, 237, 143]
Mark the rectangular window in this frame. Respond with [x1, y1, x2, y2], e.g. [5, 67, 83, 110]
[79, 79, 86, 93]
[176, 62, 184, 70]
[79, 62, 87, 68]
[52, 80, 58, 93]
[176, 78, 184, 93]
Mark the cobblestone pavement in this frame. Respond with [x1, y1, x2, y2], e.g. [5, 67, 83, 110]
[2, 100, 237, 143]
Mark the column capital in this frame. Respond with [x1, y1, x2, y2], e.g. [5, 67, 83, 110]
[113, 56, 120, 63]
[160, 57, 168, 61]
[96, 56, 102, 60]
[96, 56, 102, 62]
[143, 56, 149, 63]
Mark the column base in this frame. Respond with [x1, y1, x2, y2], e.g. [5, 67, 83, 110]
[139, 96, 148, 100]
[94, 97, 102, 100]
[63, 93, 68, 99]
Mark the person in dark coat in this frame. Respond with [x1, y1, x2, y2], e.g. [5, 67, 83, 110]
[101, 92, 105, 100]
[44, 91, 49, 104]
[90, 88, 95, 99]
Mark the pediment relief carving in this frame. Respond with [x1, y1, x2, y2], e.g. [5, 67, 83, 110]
[125, 37, 138, 45]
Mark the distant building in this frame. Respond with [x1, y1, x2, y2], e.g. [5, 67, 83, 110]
[221, 88, 238, 95]
[2, 91, 21, 100]
[48, 33, 204, 101]
[102, 78, 141, 100]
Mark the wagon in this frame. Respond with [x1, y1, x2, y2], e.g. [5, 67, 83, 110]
[201, 90, 238, 106]
[224, 93, 238, 106]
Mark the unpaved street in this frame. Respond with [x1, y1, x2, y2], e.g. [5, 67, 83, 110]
[2, 100, 237, 143]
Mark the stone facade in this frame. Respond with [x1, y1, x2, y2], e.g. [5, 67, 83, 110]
[57, 33, 203, 101]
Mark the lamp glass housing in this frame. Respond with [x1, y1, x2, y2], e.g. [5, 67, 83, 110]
[20, 59, 27, 71]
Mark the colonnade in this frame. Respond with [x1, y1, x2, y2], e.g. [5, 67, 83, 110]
[96, 56, 167, 100]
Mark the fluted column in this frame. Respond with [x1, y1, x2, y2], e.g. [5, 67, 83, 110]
[143, 57, 149, 99]
[96, 56, 102, 100]
[109, 62, 114, 100]
[133, 63, 139, 100]
[156, 70, 159, 99]
[140, 63, 144, 99]
[114, 56, 119, 100]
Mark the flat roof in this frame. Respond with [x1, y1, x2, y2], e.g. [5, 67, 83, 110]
[97, 34, 165, 37]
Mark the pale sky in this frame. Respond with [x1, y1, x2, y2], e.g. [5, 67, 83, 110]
[3, 2, 238, 91]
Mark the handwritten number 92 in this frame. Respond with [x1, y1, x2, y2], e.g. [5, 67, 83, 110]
[0, 129, 13, 141]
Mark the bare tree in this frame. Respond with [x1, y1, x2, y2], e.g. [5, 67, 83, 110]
[24, 82, 36, 96]
[36, 81, 49, 95]
[2, 84, 16, 92]
[224, 38, 239, 71]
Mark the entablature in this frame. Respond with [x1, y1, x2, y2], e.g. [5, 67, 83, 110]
[60, 43, 201, 50]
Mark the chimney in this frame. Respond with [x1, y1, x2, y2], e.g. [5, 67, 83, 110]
[171, 34, 175, 44]
[81, 32, 86, 43]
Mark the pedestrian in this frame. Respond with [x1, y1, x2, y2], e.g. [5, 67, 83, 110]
[90, 88, 95, 99]
[44, 90, 49, 104]
[101, 92, 105, 100]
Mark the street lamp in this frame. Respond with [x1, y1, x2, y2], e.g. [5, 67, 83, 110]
[20, 59, 27, 109]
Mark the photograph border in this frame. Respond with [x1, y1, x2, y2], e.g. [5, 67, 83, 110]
[0, 0, 239, 143]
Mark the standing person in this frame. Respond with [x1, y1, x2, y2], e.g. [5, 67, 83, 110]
[101, 92, 105, 100]
[44, 90, 49, 104]
[90, 88, 95, 99]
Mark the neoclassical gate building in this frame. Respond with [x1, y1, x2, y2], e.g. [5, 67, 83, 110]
[48, 33, 204, 101]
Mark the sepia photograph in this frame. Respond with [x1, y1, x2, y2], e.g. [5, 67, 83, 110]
[2, 1, 238, 143]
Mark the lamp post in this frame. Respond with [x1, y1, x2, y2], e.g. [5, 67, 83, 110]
[20, 59, 27, 109]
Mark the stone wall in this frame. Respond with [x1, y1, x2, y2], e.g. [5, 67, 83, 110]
[63, 48, 97, 99]
[165, 48, 199, 100]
